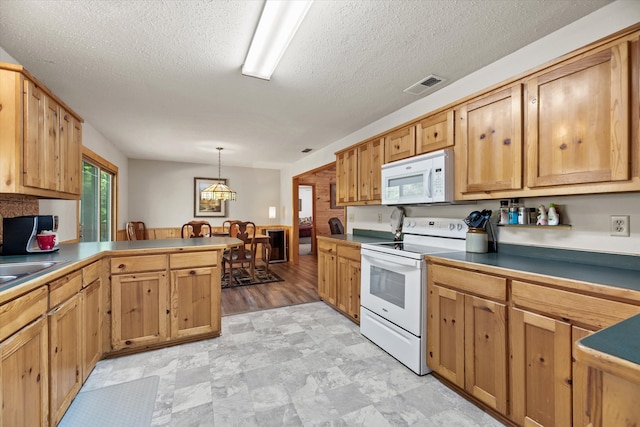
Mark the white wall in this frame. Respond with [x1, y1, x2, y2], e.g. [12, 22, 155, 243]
[282, 0, 640, 256]
[299, 186, 313, 218]
[128, 159, 280, 228]
[0, 47, 18, 63]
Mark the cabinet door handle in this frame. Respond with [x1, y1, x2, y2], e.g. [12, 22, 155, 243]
[531, 98, 537, 104]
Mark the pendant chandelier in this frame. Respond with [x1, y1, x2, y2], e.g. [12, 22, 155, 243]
[200, 147, 237, 201]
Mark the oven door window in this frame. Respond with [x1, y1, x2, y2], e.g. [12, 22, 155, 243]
[369, 265, 405, 308]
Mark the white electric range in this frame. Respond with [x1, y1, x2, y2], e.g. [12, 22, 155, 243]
[360, 217, 467, 375]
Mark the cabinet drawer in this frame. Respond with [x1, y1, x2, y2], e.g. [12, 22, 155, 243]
[337, 244, 360, 262]
[110, 255, 167, 274]
[512, 280, 640, 330]
[170, 251, 217, 269]
[318, 239, 337, 254]
[430, 264, 507, 301]
[0, 286, 48, 341]
[49, 270, 82, 307]
[82, 260, 101, 287]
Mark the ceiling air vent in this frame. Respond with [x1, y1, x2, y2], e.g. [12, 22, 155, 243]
[403, 74, 446, 96]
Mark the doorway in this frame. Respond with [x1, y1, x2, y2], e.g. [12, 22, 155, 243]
[291, 162, 345, 265]
[298, 185, 313, 256]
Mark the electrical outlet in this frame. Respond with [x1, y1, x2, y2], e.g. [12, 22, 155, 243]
[348, 213, 354, 222]
[377, 213, 383, 223]
[610, 215, 630, 237]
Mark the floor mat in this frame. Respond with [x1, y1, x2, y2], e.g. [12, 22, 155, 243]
[222, 265, 284, 288]
[59, 375, 158, 427]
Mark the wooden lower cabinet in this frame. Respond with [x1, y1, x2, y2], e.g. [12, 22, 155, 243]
[510, 308, 572, 427]
[0, 316, 49, 427]
[587, 368, 640, 427]
[111, 271, 169, 350]
[170, 267, 220, 338]
[336, 246, 361, 323]
[318, 238, 361, 323]
[81, 278, 102, 382]
[571, 326, 593, 427]
[110, 251, 222, 351]
[427, 283, 508, 413]
[317, 239, 337, 306]
[49, 293, 82, 426]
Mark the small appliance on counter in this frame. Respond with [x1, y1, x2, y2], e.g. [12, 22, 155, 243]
[2, 215, 59, 255]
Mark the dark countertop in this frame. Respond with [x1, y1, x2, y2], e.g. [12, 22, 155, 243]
[0, 237, 241, 296]
[579, 313, 640, 367]
[317, 228, 395, 245]
[430, 251, 640, 293]
[317, 234, 395, 245]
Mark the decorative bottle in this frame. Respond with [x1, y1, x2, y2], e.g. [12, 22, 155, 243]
[547, 203, 560, 225]
[536, 205, 548, 225]
[508, 198, 520, 225]
[499, 200, 509, 225]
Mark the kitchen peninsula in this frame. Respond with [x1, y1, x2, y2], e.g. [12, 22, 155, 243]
[0, 236, 241, 426]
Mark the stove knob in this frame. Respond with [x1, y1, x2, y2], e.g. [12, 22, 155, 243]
[457, 223, 463, 231]
[408, 221, 416, 228]
[449, 223, 455, 230]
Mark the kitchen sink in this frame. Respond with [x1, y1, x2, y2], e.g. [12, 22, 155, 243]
[0, 261, 65, 287]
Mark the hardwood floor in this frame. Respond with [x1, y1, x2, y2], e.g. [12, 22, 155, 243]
[221, 254, 320, 316]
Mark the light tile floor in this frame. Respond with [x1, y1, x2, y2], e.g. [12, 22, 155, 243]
[79, 302, 506, 426]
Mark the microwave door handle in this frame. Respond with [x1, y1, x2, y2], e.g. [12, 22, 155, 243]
[427, 168, 433, 198]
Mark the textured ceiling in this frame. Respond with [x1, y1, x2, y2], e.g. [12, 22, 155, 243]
[0, 0, 612, 169]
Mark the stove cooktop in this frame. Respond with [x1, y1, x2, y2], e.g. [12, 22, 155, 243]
[368, 241, 460, 256]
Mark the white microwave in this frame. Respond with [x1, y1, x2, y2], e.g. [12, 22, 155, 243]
[381, 148, 454, 205]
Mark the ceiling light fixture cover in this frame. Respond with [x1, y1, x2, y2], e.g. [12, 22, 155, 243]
[242, 0, 313, 80]
[201, 147, 237, 201]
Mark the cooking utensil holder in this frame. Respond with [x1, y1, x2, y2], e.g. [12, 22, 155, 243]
[466, 227, 488, 253]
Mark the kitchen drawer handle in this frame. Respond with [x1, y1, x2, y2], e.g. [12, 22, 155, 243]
[118, 264, 125, 269]
[189, 270, 196, 275]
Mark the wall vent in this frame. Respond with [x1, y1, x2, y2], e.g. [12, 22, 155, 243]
[403, 74, 446, 95]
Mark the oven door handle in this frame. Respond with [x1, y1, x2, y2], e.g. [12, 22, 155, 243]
[361, 251, 423, 269]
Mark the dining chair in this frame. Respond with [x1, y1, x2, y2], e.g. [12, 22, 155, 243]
[126, 221, 147, 240]
[181, 221, 212, 238]
[221, 220, 240, 237]
[222, 221, 257, 280]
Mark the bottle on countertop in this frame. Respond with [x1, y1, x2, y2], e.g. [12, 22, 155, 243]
[499, 200, 509, 225]
[536, 205, 548, 225]
[547, 203, 560, 225]
[508, 198, 520, 225]
[528, 207, 537, 225]
[518, 206, 528, 224]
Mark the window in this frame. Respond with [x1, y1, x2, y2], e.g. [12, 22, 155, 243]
[80, 147, 118, 242]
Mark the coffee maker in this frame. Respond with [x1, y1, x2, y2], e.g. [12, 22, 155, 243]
[2, 215, 59, 255]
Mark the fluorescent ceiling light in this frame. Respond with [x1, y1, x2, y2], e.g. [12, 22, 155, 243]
[242, 0, 313, 80]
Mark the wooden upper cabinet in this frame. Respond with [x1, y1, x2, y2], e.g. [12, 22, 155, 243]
[0, 65, 81, 198]
[43, 95, 61, 191]
[416, 110, 454, 154]
[385, 125, 416, 163]
[60, 109, 82, 194]
[455, 84, 523, 197]
[526, 40, 630, 188]
[357, 137, 384, 202]
[23, 79, 46, 190]
[336, 147, 357, 205]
